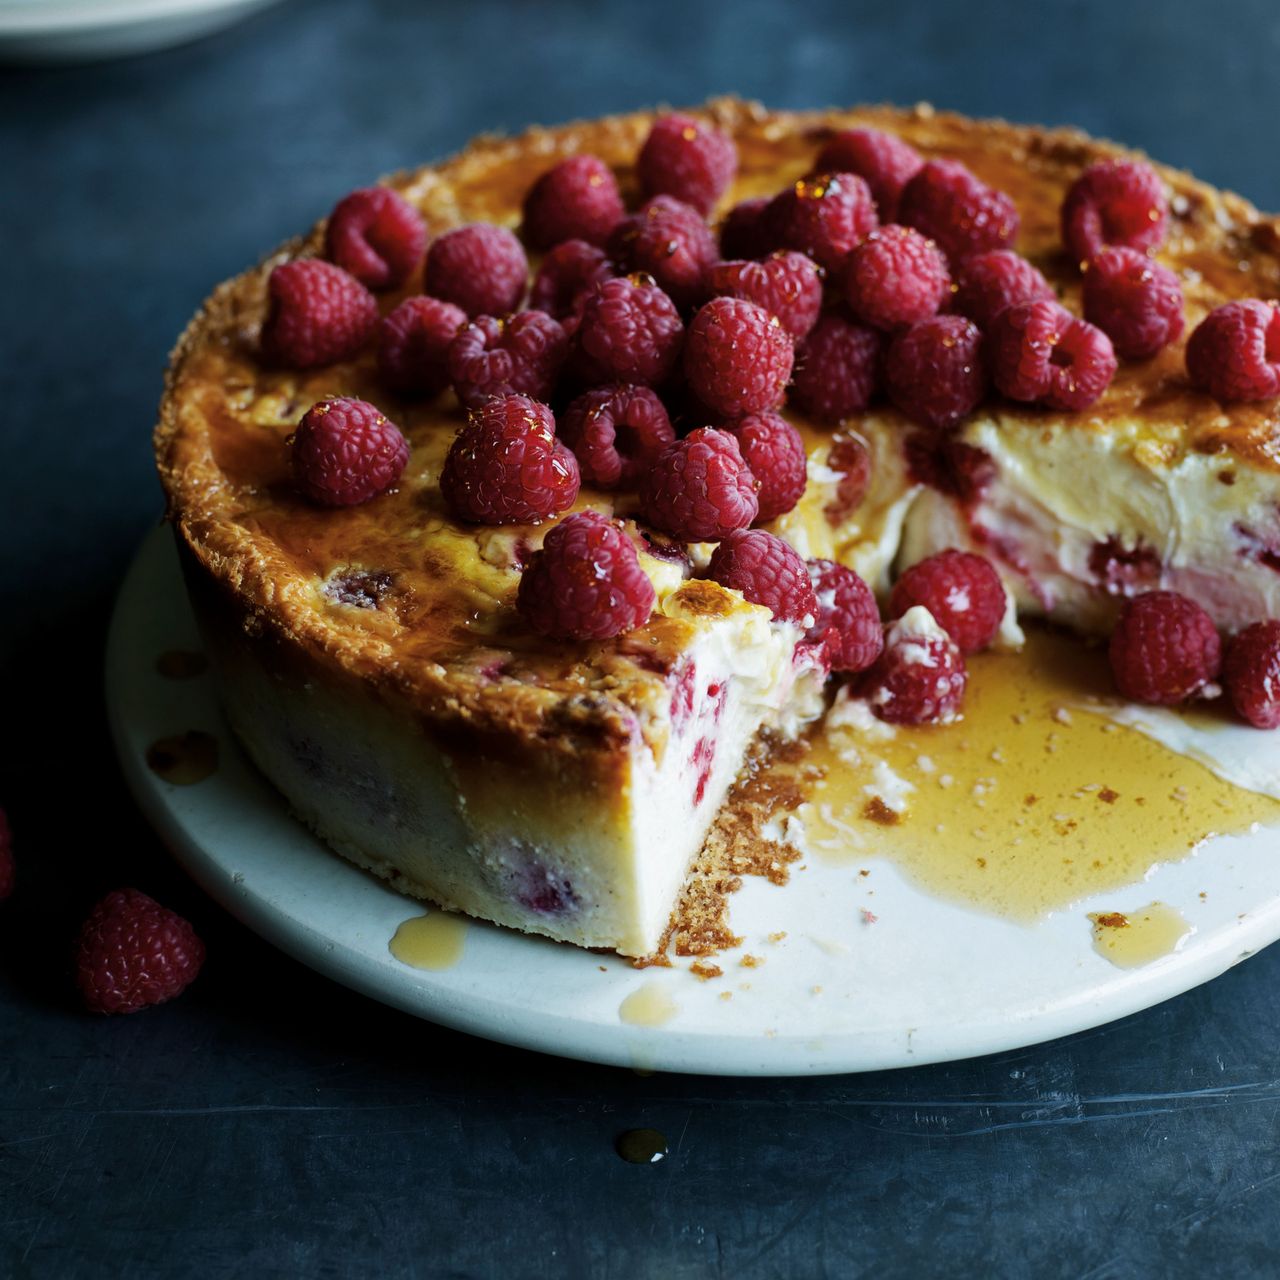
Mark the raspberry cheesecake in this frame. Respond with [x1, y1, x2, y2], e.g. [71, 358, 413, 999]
[155, 99, 1280, 957]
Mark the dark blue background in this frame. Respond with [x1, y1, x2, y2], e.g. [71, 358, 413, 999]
[4, 1, 1280, 1275]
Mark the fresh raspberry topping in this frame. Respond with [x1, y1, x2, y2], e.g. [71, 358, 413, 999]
[637, 113, 738, 216]
[1186, 300, 1280, 403]
[1082, 246, 1184, 360]
[898, 159, 1019, 262]
[719, 197, 774, 260]
[708, 251, 824, 341]
[860, 607, 968, 725]
[951, 250, 1055, 328]
[885, 315, 987, 430]
[845, 224, 950, 331]
[573, 275, 685, 387]
[75, 889, 205, 1015]
[516, 511, 656, 640]
[904, 431, 996, 505]
[1061, 158, 1168, 265]
[790, 312, 882, 422]
[766, 172, 879, 273]
[0, 806, 13, 902]
[813, 128, 923, 222]
[607, 195, 718, 309]
[1223, 620, 1280, 729]
[707, 529, 817, 625]
[559, 385, 674, 489]
[522, 154, 624, 251]
[424, 223, 528, 318]
[324, 186, 427, 290]
[377, 295, 467, 397]
[529, 239, 616, 322]
[639, 427, 758, 541]
[683, 297, 794, 418]
[290, 397, 409, 506]
[1109, 591, 1221, 705]
[260, 260, 378, 369]
[806, 559, 883, 672]
[722, 411, 807, 522]
[824, 433, 872, 524]
[989, 299, 1117, 411]
[888, 549, 1006, 652]
[440, 394, 580, 525]
[448, 310, 568, 410]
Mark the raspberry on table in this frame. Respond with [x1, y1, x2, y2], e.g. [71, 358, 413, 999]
[707, 529, 817, 625]
[290, 397, 410, 506]
[1082, 246, 1185, 360]
[559, 384, 674, 489]
[888, 549, 1006, 652]
[789, 312, 882, 423]
[607, 195, 719, 309]
[1061, 158, 1168, 265]
[719, 197, 774, 260]
[517, 511, 656, 640]
[722, 411, 807, 522]
[813, 127, 923, 222]
[0, 806, 13, 902]
[1223, 620, 1280, 729]
[529, 239, 616, 323]
[522, 154, 625, 251]
[708, 251, 824, 341]
[823, 433, 872, 524]
[951, 250, 1055, 328]
[1109, 591, 1221, 705]
[448, 310, 568, 409]
[766, 171, 879, 273]
[424, 223, 529, 318]
[639, 427, 758, 541]
[860, 606, 968, 725]
[989, 299, 1117, 411]
[573, 275, 685, 387]
[684, 297, 794, 418]
[324, 186, 427, 290]
[637, 113, 738, 216]
[260, 259, 379, 369]
[440, 394, 580, 525]
[845, 224, 950, 331]
[885, 315, 987, 431]
[75, 889, 205, 1015]
[377, 295, 467, 398]
[806, 559, 883, 672]
[898, 159, 1019, 262]
[1186, 299, 1280, 403]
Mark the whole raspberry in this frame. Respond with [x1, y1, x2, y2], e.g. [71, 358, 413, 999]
[529, 239, 615, 322]
[806, 559, 883, 672]
[75, 889, 205, 1015]
[0, 806, 13, 902]
[1186, 300, 1280, 403]
[824, 433, 872, 524]
[559, 385, 674, 489]
[608, 195, 718, 309]
[1109, 591, 1221, 705]
[324, 186, 427, 290]
[424, 223, 528, 318]
[637, 113, 738, 216]
[683, 297, 794, 418]
[1082, 246, 1184, 360]
[888, 549, 1006, 652]
[898, 159, 1019, 262]
[989, 299, 1117, 411]
[522, 154, 625, 251]
[1223, 620, 1280, 729]
[377, 295, 466, 397]
[639, 427, 758, 541]
[448, 311, 568, 409]
[719, 197, 774, 259]
[1061, 158, 1168, 265]
[440, 394, 580, 525]
[814, 128, 923, 222]
[722, 411, 807, 522]
[790, 312, 882, 422]
[766, 172, 879, 272]
[951, 249, 1055, 328]
[260, 259, 378, 369]
[861, 607, 968, 724]
[517, 511, 656, 640]
[844, 224, 950, 331]
[708, 251, 824, 341]
[885, 315, 987, 431]
[707, 529, 817, 625]
[573, 275, 685, 386]
[290, 397, 409, 506]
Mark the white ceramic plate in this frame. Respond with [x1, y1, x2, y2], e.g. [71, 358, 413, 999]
[106, 527, 1280, 1076]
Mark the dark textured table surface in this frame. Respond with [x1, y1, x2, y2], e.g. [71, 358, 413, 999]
[5, 1, 1280, 1275]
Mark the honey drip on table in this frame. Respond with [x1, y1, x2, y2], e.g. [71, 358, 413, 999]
[1089, 902, 1192, 968]
[618, 982, 679, 1027]
[389, 912, 467, 970]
